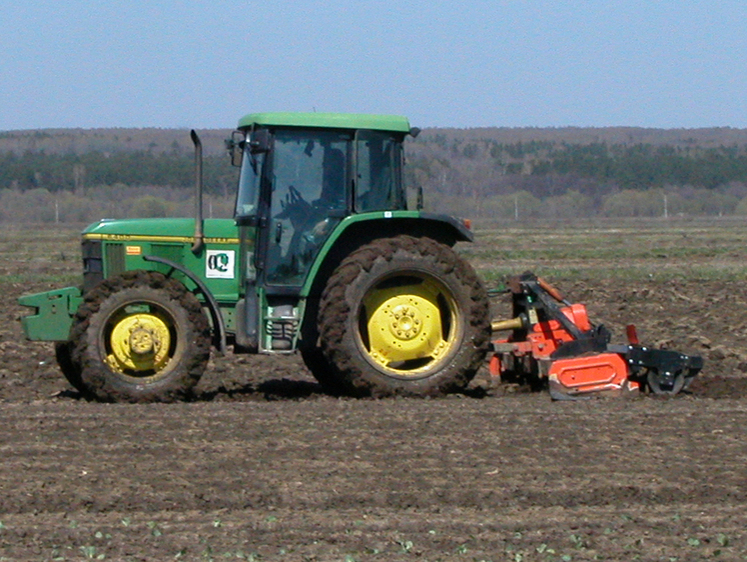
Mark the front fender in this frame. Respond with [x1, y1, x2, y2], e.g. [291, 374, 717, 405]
[18, 287, 82, 341]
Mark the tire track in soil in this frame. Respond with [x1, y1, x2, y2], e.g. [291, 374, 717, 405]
[1, 397, 746, 560]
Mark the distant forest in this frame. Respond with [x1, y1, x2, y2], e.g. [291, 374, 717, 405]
[3, 126, 747, 222]
[0, 128, 236, 195]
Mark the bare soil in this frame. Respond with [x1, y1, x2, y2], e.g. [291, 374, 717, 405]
[2, 227, 747, 560]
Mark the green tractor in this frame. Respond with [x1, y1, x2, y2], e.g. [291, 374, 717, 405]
[19, 113, 491, 402]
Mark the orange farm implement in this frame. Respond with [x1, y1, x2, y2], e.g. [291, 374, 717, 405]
[489, 273, 703, 399]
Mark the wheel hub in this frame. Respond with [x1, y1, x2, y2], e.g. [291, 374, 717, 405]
[106, 313, 171, 374]
[363, 278, 456, 375]
[389, 304, 423, 340]
[129, 327, 158, 355]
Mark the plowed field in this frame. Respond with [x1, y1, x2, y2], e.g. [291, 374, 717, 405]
[2, 220, 747, 561]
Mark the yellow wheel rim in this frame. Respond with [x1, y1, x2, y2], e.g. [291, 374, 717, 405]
[105, 311, 172, 375]
[361, 275, 459, 377]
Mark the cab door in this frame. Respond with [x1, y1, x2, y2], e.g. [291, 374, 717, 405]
[263, 129, 350, 288]
[233, 137, 267, 350]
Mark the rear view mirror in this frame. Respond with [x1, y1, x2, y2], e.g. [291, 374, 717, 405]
[226, 130, 244, 167]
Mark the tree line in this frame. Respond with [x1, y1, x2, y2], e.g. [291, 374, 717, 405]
[0, 151, 237, 196]
[405, 132, 747, 218]
[406, 136, 747, 195]
[516, 142, 745, 190]
[4, 136, 747, 195]
[3, 126, 747, 221]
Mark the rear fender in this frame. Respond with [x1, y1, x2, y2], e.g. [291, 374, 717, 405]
[297, 212, 474, 347]
[18, 287, 83, 341]
[303, 212, 473, 298]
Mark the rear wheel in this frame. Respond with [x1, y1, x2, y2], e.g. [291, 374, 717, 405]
[318, 235, 490, 397]
[300, 346, 345, 395]
[71, 271, 211, 402]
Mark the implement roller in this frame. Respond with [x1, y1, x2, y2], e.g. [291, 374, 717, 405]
[489, 272, 703, 399]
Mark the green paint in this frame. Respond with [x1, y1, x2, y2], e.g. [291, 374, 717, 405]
[18, 286, 82, 341]
[84, 217, 239, 242]
[238, 112, 411, 134]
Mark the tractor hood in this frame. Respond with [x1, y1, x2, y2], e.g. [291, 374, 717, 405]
[82, 218, 239, 242]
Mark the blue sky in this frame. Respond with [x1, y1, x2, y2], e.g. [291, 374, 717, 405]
[2, 1, 747, 131]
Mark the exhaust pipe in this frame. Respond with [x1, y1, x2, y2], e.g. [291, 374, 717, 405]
[190, 129, 205, 254]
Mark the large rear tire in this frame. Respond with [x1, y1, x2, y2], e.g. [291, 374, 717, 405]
[300, 346, 346, 395]
[70, 271, 211, 403]
[318, 235, 490, 397]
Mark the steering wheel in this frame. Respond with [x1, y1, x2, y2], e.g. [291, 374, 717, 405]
[277, 185, 313, 226]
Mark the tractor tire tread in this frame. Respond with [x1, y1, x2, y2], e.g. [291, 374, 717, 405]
[70, 270, 210, 402]
[318, 235, 490, 397]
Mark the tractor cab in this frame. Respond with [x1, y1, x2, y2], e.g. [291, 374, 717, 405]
[229, 113, 411, 289]
[226, 113, 425, 353]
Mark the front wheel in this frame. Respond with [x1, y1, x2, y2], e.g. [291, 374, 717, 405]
[318, 235, 490, 397]
[54, 341, 85, 394]
[71, 271, 211, 402]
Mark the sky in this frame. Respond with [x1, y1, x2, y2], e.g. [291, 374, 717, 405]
[2, 1, 747, 131]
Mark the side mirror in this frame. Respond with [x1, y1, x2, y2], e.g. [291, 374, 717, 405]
[225, 130, 244, 167]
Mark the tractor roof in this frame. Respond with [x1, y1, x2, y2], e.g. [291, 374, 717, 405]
[238, 112, 411, 134]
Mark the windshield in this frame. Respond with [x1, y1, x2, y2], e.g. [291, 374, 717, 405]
[235, 146, 264, 218]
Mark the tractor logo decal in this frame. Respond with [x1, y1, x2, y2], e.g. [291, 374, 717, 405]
[206, 250, 235, 279]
